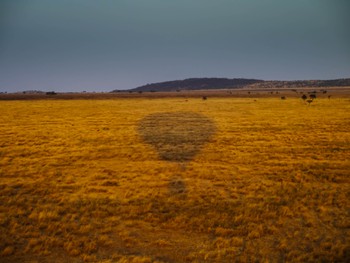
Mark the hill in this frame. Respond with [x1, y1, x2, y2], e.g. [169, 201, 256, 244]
[121, 78, 264, 92]
[112, 78, 350, 92]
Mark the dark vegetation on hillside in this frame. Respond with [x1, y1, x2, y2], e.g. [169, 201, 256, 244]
[248, 78, 350, 89]
[123, 78, 264, 92]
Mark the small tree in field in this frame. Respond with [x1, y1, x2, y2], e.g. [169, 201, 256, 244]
[306, 99, 313, 106]
[309, 94, 316, 99]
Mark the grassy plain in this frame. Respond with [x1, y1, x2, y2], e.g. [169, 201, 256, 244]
[0, 93, 349, 262]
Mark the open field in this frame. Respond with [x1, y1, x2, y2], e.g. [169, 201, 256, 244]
[0, 94, 349, 262]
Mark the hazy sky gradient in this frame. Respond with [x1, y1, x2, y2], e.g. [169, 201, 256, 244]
[1, 0, 349, 92]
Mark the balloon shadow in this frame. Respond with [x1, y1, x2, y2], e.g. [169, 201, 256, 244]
[138, 112, 216, 162]
[137, 112, 216, 196]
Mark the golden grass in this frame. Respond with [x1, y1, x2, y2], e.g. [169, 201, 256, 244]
[0, 96, 349, 262]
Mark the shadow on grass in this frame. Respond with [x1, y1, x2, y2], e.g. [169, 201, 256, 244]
[137, 112, 216, 162]
[138, 112, 216, 197]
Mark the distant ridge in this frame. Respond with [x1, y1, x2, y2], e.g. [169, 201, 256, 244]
[124, 78, 264, 92]
[112, 77, 350, 92]
[247, 78, 350, 89]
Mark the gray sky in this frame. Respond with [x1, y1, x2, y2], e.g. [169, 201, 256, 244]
[0, 0, 349, 92]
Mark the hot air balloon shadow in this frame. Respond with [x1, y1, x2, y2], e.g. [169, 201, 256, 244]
[138, 112, 216, 197]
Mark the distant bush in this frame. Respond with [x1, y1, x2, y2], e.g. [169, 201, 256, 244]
[306, 99, 313, 105]
[309, 94, 317, 99]
[46, 91, 57, 95]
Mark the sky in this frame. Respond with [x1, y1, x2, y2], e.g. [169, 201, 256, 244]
[0, 0, 349, 92]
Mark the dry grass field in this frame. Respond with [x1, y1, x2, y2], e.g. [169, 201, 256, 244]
[0, 93, 349, 262]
